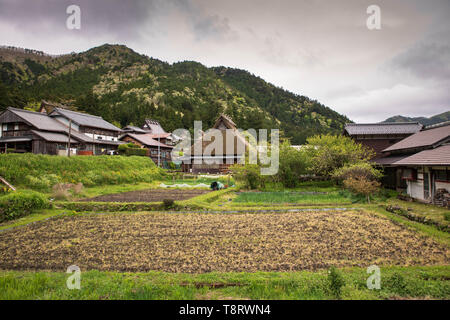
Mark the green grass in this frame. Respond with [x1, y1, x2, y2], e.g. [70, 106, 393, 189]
[0, 266, 448, 300]
[0, 209, 69, 231]
[0, 153, 163, 192]
[233, 191, 352, 205]
[76, 182, 160, 199]
[386, 198, 450, 226]
[160, 176, 235, 187]
[366, 204, 450, 246]
[260, 180, 340, 192]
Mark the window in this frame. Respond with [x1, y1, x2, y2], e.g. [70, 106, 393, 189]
[402, 168, 417, 181]
[435, 170, 449, 182]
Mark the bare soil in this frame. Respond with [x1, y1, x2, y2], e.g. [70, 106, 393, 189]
[0, 210, 448, 273]
[79, 189, 210, 202]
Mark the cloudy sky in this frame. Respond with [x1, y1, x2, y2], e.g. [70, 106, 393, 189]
[0, 0, 449, 122]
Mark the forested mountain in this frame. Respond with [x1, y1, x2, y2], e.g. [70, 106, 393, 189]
[383, 111, 450, 127]
[0, 44, 350, 143]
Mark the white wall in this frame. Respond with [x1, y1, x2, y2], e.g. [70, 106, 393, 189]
[83, 133, 117, 141]
[408, 180, 425, 201]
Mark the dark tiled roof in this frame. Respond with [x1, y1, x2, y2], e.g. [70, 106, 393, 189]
[5, 107, 119, 145]
[143, 119, 166, 134]
[372, 155, 410, 165]
[394, 144, 450, 166]
[0, 136, 33, 143]
[31, 130, 78, 143]
[7, 107, 69, 132]
[50, 107, 121, 132]
[344, 122, 422, 135]
[122, 133, 172, 148]
[383, 124, 450, 152]
[122, 125, 147, 133]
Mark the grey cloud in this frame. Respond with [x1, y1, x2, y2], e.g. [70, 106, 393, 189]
[389, 40, 450, 81]
[192, 15, 236, 41]
[0, 0, 158, 40]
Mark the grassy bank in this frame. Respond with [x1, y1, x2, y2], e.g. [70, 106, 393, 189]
[233, 191, 352, 205]
[0, 266, 448, 300]
[0, 154, 163, 191]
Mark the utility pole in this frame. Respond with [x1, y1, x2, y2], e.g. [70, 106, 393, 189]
[67, 119, 72, 157]
[158, 136, 161, 167]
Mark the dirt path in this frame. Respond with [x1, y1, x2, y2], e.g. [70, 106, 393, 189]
[79, 189, 210, 202]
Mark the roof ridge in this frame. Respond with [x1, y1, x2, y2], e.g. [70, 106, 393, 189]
[8, 106, 49, 116]
[423, 121, 450, 130]
[53, 107, 104, 119]
[346, 122, 422, 126]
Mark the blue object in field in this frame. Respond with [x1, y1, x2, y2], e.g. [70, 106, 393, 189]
[210, 181, 224, 190]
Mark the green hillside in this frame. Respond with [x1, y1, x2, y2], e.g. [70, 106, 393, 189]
[383, 111, 450, 126]
[0, 44, 350, 143]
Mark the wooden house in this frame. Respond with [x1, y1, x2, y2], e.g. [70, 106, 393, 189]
[344, 122, 422, 158]
[120, 132, 173, 167]
[375, 122, 450, 205]
[181, 114, 249, 174]
[0, 106, 124, 155]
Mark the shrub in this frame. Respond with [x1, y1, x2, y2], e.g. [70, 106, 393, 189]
[385, 272, 408, 295]
[304, 134, 374, 177]
[118, 143, 148, 156]
[73, 182, 84, 195]
[0, 191, 51, 222]
[343, 177, 381, 203]
[52, 184, 71, 200]
[327, 266, 345, 299]
[275, 141, 310, 188]
[162, 199, 175, 209]
[231, 164, 265, 190]
[124, 147, 148, 157]
[445, 212, 450, 222]
[332, 162, 383, 182]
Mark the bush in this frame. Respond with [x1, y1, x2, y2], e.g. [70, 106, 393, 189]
[385, 272, 408, 295]
[304, 134, 374, 177]
[51, 184, 71, 200]
[343, 177, 381, 203]
[332, 162, 383, 182]
[162, 199, 175, 209]
[124, 147, 148, 156]
[275, 141, 310, 188]
[327, 266, 345, 299]
[445, 212, 450, 222]
[0, 191, 51, 222]
[231, 164, 265, 190]
[118, 143, 148, 156]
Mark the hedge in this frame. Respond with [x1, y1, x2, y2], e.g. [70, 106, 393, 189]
[0, 191, 52, 222]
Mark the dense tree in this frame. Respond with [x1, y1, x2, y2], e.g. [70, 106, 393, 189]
[304, 134, 374, 177]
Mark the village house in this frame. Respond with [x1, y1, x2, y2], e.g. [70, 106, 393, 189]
[0, 104, 124, 155]
[375, 122, 450, 205]
[119, 118, 176, 167]
[181, 114, 249, 174]
[344, 122, 423, 158]
[120, 132, 173, 167]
